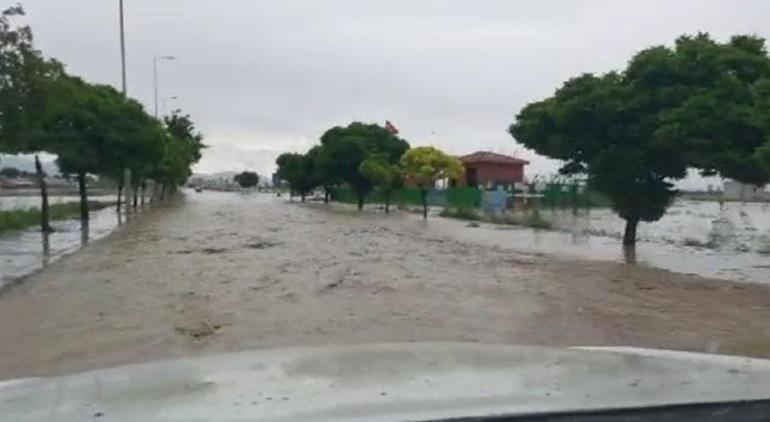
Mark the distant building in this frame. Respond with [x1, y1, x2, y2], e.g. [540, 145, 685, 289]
[456, 151, 529, 189]
[723, 180, 770, 201]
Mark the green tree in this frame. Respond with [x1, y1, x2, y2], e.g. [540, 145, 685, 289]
[757, 142, 770, 173]
[234, 171, 259, 189]
[359, 155, 402, 213]
[319, 122, 409, 210]
[400, 146, 464, 219]
[511, 72, 686, 245]
[638, 34, 770, 185]
[44, 78, 170, 220]
[44, 78, 125, 220]
[510, 33, 770, 245]
[306, 145, 335, 203]
[153, 111, 205, 198]
[275, 152, 315, 201]
[0, 5, 65, 231]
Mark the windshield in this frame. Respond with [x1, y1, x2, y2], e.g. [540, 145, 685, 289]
[1, 1, 770, 420]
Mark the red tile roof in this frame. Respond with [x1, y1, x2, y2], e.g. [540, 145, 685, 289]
[459, 151, 530, 165]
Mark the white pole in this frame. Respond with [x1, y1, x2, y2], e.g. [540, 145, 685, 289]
[119, 0, 131, 214]
[153, 57, 159, 118]
[119, 0, 127, 95]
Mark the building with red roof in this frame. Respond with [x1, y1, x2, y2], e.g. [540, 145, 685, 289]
[456, 151, 529, 188]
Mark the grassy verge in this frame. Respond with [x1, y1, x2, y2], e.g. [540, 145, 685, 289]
[439, 207, 552, 230]
[0, 201, 114, 233]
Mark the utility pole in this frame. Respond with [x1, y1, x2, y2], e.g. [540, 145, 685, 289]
[119, 0, 127, 95]
[119, 0, 132, 212]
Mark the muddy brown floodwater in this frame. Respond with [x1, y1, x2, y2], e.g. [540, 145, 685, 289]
[1, 191, 770, 380]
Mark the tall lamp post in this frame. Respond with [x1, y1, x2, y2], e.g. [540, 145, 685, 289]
[119, 0, 127, 95]
[118, 0, 131, 213]
[153, 55, 175, 118]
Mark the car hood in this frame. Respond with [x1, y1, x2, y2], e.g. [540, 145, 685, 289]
[2, 343, 770, 421]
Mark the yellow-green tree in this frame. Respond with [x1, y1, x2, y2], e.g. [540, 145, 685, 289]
[400, 146, 464, 219]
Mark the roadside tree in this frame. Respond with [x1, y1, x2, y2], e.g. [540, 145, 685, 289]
[644, 35, 770, 186]
[276, 152, 315, 201]
[319, 122, 409, 210]
[234, 171, 259, 189]
[155, 111, 205, 198]
[510, 33, 770, 245]
[0, 5, 65, 231]
[45, 79, 123, 220]
[400, 146, 464, 219]
[359, 155, 402, 213]
[307, 145, 335, 203]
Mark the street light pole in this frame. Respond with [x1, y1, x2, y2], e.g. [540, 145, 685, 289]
[119, 0, 131, 213]
[153, 55, 175, 118]
[119, 0, 127, 95]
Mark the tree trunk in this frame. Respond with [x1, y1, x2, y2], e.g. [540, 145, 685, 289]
[34, 155, 52, 232]
[132, 186, 138, 209]
[116, 179, 123, 212]
[140, 181, 146, 206]
[301, 193, 306, 202]
[77, 171, 89, 221]
[357, 193, 364, 211]
[384, 190, 390, 213]
[160, 184, 167, 200]
[324, 188, 330, 204]
[623, 218, 639, 245]
[150, 182, 157, 204]
[420, 189, 428, 219]
[123, 168, 132, 213]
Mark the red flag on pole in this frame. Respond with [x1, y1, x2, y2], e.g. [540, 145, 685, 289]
[385, 120, 399, 135]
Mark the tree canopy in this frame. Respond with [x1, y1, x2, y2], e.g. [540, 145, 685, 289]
[319, 122, 409, 209]
[400, 146, 464, 218]
[234, 171, 259, 189]
[359, 154, 402, 213]
[510, 33, 770, 245]
[275, 152, 315, 200]
[0, 5, 64, 154]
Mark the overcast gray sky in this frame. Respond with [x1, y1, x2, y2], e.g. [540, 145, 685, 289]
[13, 0, 770, 187]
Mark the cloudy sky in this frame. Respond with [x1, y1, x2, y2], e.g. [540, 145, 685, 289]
[13, 0, 770, 186]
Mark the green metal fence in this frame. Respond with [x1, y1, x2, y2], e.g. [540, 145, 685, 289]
[330, 184, 607, 210]
[330, 187, 481, 208]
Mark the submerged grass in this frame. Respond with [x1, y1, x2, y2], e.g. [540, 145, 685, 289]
[440, 207, 552, 230]
[0, 201, 114, 233]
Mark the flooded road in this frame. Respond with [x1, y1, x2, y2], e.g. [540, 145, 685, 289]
[1, 191, 769, 379]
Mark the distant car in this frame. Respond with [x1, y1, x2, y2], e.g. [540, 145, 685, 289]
[2, 343, 770, 421]
[194, 186, 203, 193]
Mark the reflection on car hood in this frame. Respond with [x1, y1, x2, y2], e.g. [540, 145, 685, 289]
[2, 343, 770, 421]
